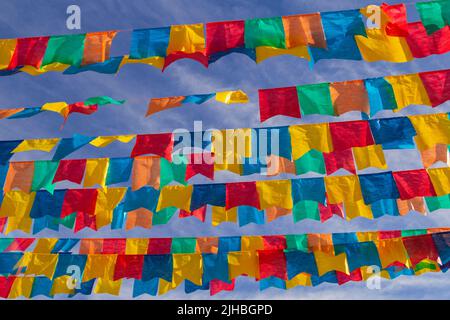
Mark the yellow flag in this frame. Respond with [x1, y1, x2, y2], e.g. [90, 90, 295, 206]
[314, 251, 349, 276]
[286, 273, 311, 289]
[241, 236, 264, 252]
[166, 24, 205, 54]
[21, 63, 70, 76]
[156, 185, 193, 212]
[427, 167, 450, 196]
[344, 199, 373, 220]
[385, 74, 432, 110]
[89, 135, 136, 148]
[215, 90, 249, 104]
[324, 175, 364, 204]
[409, 113, 450, 150]
[83, 254, 117, 281]
[158, 278, 178, 295]
[33, 238, 58, 253]
[256, 180, 293, 210]
[12, 138, 60, 153]
[211, 206, 237, 226]
[255, 46, 310, 63]
[23, 253, 58, 279]
[0, 39, 17, 69]
[172, 253, 203, 286]
[0, 190, 36, 219]
[84, 158, 109, 188]
[352, 145, 387, 170]
[123, 56, 165, 69]
[376, 238, 411, 268]
[51, 276, 75, 296]
[95, 187, 127, 229]
[356, 231, 379, 242]
[41, 102, 69, 117]
[289, 123, 333, 159]
[8, 277, 34, 299]
[228, 251, 260, 279]
[125, 238, 150, 254]
[355, 28, 413, 63]
[93, 278, 122, 295]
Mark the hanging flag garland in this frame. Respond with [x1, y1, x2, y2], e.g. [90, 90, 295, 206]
[0, 229, 448, 298]
[0, 167, 449, 233]
[1, 2, 450, 76]
[0, 113, 448, 165]
[0, 96, 124, 124]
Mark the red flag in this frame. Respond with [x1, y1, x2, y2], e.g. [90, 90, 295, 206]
[379, 230, 402, 239]
[113, 255, 144, 280]
[381, 3, 408, 36]
[53, 159, 87, 184]
[323, 148, 356, 174]
[147, 238, 172, 254]
[419, 69, 450, 107]
[336, 268, 362, 285]
[102, 238, 126, 254]
[0, 277, 16, 298]
[74, 211, 97, 232]
[131, 133, 174, 160]
[259, 87, 301, 122]
[163, 52, 208, 71]
[319, 202, 344, 222]
[405, 22, 450, 58]
[392, 169, 437, 200]
[185, 153, 214, 180]
[179, 205, 207, 222]
[402, 234, 439, 266]
[210, 279, 235, 296]
[258, 249, 287, 280]
[206, 20, 245, 56]
[329, 120, 374, 151]
[226, 181, 260, 210]
[262, 235, 287, 250]
[67, 102, 99, 117]
[8, 37, 49, 70]
[61, 189, 98, 218]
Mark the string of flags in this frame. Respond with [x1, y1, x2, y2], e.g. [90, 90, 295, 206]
[259, 68, 450, 121]
[1, 113, 449, 165]
[146, 68, 450, 121]
[0, 96, 124, 124]
[1, 1, 450, 76]
[0, 228, 448, 297]
[1, 142, 449, 196]
[147, 90, 248, 117]
[0, 167, 449, 233]
[2, 67, 450, 124]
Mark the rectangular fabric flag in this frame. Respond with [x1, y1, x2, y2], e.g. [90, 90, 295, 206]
[8, 37, 49, 70]
[81, 31, 117, 65]
[259, 87, 300, 121]
[329, 80, 370, 115]
[244, 17, 286, 49]
[393, 169, 437, 199]
[297, 83, 334, 116]
[42, 34, 85, 67]
[281, 13, 326, 48]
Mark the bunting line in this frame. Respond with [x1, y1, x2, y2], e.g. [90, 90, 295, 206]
[0, 167, 449, 233]
[1, 113, 449, 164]
[0, 96, 124, 124]
[1, 2, 450, 76]
[0, 229, 448, 298]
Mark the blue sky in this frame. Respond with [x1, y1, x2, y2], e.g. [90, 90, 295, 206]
[0, 0, 449, 299]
